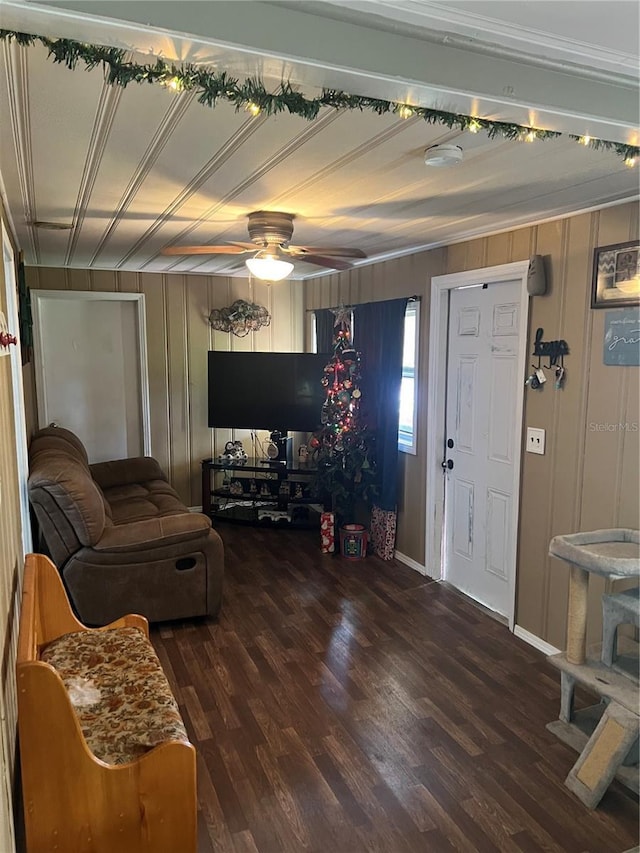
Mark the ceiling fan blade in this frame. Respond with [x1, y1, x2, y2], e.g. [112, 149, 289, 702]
[160, 245, 249, 256]
[227, 241, 259, 250]
[286, 246, 367, 258]
[296, 254, 354, 271]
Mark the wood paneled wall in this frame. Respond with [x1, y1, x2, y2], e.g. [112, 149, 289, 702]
[445, 204, 639, 647]
[0, 204, 23, 852]
[22, 201, 639, 649]
[24, 268, 304, 507]
[305, 202, 639, 648]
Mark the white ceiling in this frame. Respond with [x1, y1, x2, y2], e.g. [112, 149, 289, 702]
[0, 0, 638, 279]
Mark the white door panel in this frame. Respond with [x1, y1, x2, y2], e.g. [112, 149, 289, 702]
[444, 281, 521, 616]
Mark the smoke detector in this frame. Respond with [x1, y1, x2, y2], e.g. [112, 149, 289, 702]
[424, 144, 463, 167]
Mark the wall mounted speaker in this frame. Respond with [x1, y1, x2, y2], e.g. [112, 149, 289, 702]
[527, 255, 547, 295]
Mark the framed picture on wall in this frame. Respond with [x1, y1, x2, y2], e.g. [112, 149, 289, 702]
[603, 308, 640, 365]
[591, 240, 640, 309]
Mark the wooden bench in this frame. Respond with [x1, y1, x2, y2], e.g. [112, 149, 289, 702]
[17, 553, 196, 852]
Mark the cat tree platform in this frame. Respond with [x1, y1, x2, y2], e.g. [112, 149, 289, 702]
[547, 529, 640, 808]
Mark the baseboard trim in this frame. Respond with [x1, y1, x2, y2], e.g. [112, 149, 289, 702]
[189, 506, 203, 513]
[394, 550, 429, 576]
[514, 625, 561, 656]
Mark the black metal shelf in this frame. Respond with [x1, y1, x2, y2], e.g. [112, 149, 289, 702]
[202, 456, 322, 528]
[211, 489, 317, 504]
[210, 502, 322, 529]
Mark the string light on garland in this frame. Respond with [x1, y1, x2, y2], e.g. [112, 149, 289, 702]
[396, 105, 414, 119]
[161, 75, 183, 92]
[0, 29, 637, 164]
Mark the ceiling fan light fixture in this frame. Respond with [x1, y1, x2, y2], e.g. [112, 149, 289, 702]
[245, 252, 294, 282]
[424, 144, 463, 167]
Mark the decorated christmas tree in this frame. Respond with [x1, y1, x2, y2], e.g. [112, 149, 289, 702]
[309, 309, 377, 519]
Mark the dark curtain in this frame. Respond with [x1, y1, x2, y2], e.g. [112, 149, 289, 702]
[18, 260, 33, 365]
[353, 298, 408, 512]
[313, 308, 335, 354]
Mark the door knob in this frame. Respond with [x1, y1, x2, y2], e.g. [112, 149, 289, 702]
[441, 459, 454, 471]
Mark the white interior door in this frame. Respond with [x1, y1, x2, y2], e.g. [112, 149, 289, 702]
[32, 291, 150, 463]
[443, 280, 521, 617]
[2, 224, 31, 555]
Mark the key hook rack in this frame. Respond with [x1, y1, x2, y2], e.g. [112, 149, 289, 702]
[526, 328, 570, 391]
[532, 327, 569, 369]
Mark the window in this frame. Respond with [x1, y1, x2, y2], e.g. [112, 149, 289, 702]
[398, 300, 419, 453]
[313, 303, 419, 453]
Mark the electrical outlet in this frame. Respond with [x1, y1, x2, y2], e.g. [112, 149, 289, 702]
[526, 427, 546, 455]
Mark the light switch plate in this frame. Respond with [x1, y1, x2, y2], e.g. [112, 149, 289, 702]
[526, 427, 546, 455]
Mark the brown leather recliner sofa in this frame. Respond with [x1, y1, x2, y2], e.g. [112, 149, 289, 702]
[27, 425, 224, 625]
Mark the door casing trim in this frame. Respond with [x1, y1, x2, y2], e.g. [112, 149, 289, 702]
[425, 260, 530, 630]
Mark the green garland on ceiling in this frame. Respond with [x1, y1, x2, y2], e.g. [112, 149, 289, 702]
[1, 29, 638, 163]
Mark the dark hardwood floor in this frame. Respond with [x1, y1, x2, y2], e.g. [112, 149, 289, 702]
[151, 525, 639, 853]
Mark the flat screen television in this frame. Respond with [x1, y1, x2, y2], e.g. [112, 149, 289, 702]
[208, 351, 328, 433]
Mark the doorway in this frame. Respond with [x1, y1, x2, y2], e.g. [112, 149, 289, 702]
[2, 224, 31, 555]
[31, 291, 151, 462]
[425, 260, 530, 628]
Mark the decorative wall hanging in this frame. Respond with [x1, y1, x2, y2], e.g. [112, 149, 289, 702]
[0, 30, 637, 164]
[591, 241, 640, 309]
[0, 311, 18, 355]
[603, 308, 640, 365]
[208, 300, 270, 337]
[532, 327, 570, 367]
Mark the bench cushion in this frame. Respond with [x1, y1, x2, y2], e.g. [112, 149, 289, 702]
[41, 627, 189, 765]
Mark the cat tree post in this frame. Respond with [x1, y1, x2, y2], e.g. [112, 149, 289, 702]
[566, 564, 590, 664]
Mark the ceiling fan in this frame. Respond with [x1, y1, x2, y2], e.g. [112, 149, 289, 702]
[161, 210, 367, 280]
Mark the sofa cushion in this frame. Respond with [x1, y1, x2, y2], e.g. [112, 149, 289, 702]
[103, 479, 191, 523]
[90, 457, 167, 490]
[93, 513, 212, 552]
[28, 455, 106, 546]
[41, 627, 189, 765]
[29, 426, 91, 471]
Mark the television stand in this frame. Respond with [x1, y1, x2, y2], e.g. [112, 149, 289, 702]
[201, 457, 322, 529]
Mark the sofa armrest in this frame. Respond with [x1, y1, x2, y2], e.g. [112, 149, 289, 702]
[93, 513, 212, 553]
[90, 457, 167, 490]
